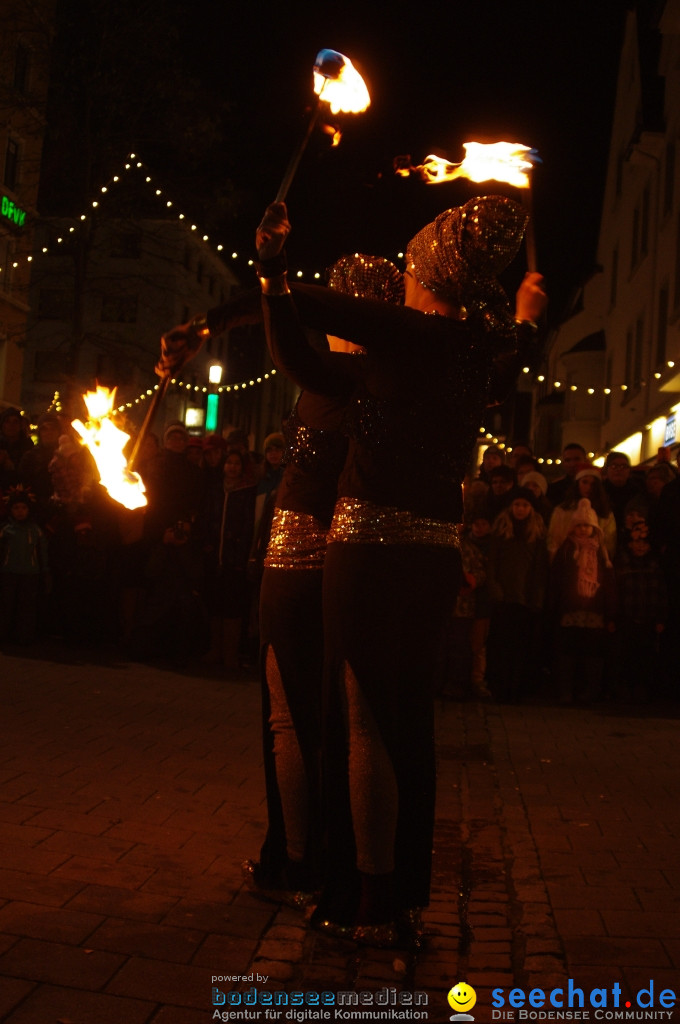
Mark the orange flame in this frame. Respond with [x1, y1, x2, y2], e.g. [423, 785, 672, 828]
[313, 56, 370, 115]
[407, 142, 537, 188]
[322, 123, 342, 147]
[72, 386, 147, 510]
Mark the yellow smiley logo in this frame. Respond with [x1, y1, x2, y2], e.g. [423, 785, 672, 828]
[448, 983, 477, 1013]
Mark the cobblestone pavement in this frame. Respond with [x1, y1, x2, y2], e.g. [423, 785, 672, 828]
[0, 645, 678, 1023]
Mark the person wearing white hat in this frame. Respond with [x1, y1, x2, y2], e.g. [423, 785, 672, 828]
[547, 465, 616, 561]
[549, 498, 616, 703]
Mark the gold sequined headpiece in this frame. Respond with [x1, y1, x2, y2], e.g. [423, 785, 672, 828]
[405, 195, 528, 331]
[328, 253, 404, 305]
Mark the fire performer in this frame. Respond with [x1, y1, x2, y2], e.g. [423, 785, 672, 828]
[244, 254, 404, 905]
[158, 258, 404, 908]
[253, 197, 546, 945]
[158, 198, 546, 945]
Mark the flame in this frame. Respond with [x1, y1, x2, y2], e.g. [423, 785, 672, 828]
[72, 386, 147, 510]
[313, 55, 370, 115]
[404, 142, 538, 188]
[321, 123, 342, 147]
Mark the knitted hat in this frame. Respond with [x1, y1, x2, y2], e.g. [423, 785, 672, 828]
[510, 485, 539, 510]
[37, 412, 61, 429]
[570, 498, 600, 531]
[482, 444, 504, 462]
[574, 464, 600, 482]
[164, 422, 188, 444]
[5, 485, 34, 509]
[203, 433, 226, 451]
[522, 470, 548, 496]
[489, 464, 515, 483]
[263, 432, 285, 452]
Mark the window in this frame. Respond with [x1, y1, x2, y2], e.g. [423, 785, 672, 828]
[96, 354, 133, 384]
[675, 213, 680, 310]
[656, 286, 669, 367]
[34, 350, 67, 381]
[633, 316, 644, 389]
[640, 186, 650, 258]
[630, 208, 639, 272]
[4, 139, 19, 191]
[615, 152, 624, 198]
[610, 246, 618, 307]
[664, 142, 675, 217]
[110, 229, 141, 259]
[604, 354, 612, 421]
[1, 241, 13, 294]
[38, 289, 73, 319]
[13, 43, 30, 94]
[624, 328, 633, 388]
[101, 294, 138, 323]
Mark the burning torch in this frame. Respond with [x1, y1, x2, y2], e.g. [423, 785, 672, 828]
[396, 141, 540, 271]
[72, 386, 147, 511]
[275, 48, 371, 203]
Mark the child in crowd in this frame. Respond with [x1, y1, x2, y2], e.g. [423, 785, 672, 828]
[0, 487, 49, 644]
[486, 489, 549, 702]
[549, 498, 616, 704]
[613, 519, 667, 702]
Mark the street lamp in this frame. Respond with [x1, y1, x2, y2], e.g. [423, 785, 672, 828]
[206, 363, 223, 433]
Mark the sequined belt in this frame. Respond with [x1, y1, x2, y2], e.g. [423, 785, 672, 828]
[264, 508, 327, 570]
[327, 498, 460, 547]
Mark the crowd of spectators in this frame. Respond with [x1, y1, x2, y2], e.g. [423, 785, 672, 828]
[441, 441, 678, 705]
[0, 405, 284, 671]
[1, 405, 678, 706]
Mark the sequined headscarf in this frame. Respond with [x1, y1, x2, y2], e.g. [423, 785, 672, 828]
[328, 253, 404, 305]
[405, 195, 528, 332]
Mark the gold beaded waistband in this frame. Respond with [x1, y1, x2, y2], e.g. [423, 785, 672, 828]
[264, 508, 327, 570]
[327, 498, 460, 547]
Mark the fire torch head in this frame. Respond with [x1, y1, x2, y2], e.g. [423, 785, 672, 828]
[314, 49, 346, 81]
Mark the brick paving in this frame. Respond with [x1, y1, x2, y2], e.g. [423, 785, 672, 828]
[0, 645, 678, 1022]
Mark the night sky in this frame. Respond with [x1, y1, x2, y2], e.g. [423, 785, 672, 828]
[174, 0, 636, 321]
[44, 1, 647, 324]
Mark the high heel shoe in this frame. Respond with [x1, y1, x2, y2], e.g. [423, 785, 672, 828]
[352, 909, 426, 950]
[352, 920, 399, 947]
[241, 859, 315, 909]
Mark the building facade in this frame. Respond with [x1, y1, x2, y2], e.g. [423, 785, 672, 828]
[22, 214, 296, 445]
[0, 0, 54, 410]
[533, 1, 680, 467]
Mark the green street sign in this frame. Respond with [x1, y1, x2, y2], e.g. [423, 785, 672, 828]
[1, 195, 27, 228]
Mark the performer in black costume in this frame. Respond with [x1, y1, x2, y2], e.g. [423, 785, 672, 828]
[254, 197, 547, 945]
[159, 199, 546, 946]
[242, 254, 404, 902]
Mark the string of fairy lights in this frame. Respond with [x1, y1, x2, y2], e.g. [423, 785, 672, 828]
[6, 151, 676, 461]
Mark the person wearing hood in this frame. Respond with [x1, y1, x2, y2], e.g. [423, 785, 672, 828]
[0, 486, 49, 645]
[18, 412, 62, 519]
[485, 486, 549, 702]
[0, 407, 33, 469]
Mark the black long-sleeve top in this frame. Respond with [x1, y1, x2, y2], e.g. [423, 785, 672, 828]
[261, 285, 498, 524]
[205, 283, 532, 524]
